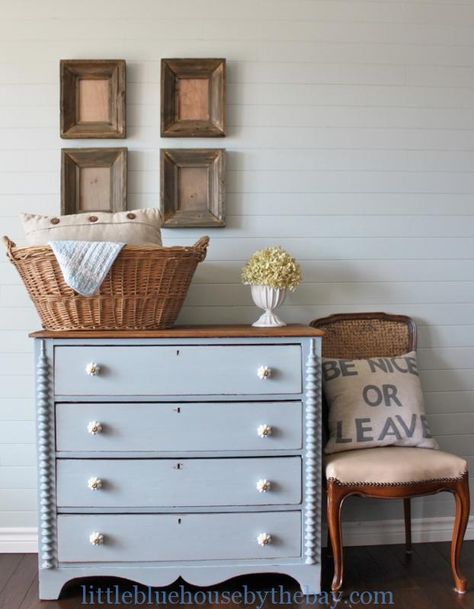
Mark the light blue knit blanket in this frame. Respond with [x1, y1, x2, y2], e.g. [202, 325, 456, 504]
[49, 240, 125, 296]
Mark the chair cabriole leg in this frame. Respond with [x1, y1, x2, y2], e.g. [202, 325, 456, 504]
[327, 480, 347, 592]
[451, 473, 470, 594]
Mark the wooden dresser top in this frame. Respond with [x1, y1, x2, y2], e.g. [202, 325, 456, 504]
[30, 324, 323, 339]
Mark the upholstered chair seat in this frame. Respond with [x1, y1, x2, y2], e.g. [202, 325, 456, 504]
[326, 447, 467, 486]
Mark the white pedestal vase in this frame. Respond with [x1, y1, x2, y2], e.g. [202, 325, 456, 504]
[251, 285, 287, 327]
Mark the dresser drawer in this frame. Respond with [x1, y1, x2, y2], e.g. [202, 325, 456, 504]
[56, 401, 302, 452]
[57, 457, 301, 508]
[57, 511, 301, 563]
[54, 345, 302, 396]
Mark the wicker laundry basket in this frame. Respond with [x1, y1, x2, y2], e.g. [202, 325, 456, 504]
[3, 236, 209, 331]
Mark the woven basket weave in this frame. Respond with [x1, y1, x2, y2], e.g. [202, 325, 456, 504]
[311, 313, 415, 359]
[3, 235, 209, 331]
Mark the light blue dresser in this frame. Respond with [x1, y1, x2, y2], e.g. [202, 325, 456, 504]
[32, 325, 323, 599]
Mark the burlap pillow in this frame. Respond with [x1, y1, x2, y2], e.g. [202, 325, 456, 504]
[21, 209, 162, 245]
[323, 351, 438, 454]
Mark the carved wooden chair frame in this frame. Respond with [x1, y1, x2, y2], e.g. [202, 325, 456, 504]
[310, 312, 470, 594]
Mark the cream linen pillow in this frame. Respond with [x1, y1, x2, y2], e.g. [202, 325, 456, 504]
[322, 351, 438, 454]
[21, 209, 162, 245]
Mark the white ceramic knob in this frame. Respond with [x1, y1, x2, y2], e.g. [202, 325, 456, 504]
[257, 366, 272, 380]
[89, 532, 104, 546]
[87, 421, 103, 435]
[88, 477, 103, 491]
[256, 479, 271, 493]
[257, 424, 272, 438]
[257, 533, 272, 546]
[86, 362, 101, 376]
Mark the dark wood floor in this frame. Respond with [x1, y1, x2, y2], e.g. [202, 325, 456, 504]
[1, 542, 473, 609]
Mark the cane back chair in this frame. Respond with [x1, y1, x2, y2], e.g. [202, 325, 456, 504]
[310, 312, 470, 593]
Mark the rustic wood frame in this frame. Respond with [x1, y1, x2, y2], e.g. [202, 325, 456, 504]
[310, 312, 470, 594]
[160, 148, 225, 228]
[161, 59, 225, 137]
[61, 148, 127, 215]
[60, 60, 126, 139]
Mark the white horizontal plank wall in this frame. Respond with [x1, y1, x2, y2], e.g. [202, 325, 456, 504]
[0, 0, 473, 536]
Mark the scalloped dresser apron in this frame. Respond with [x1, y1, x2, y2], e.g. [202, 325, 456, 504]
[31, 325, 323, 599]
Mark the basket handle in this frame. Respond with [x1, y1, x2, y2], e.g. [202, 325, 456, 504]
[193, 236, 210, 262]
[2, 236, 16, 260]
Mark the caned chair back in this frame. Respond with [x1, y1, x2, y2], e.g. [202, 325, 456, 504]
[310, 312, 417, 359]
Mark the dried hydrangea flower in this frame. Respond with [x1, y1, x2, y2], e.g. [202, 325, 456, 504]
[241, 246, 302, 291]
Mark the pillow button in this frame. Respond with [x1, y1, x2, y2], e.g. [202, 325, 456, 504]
[89, 216, 98, 223]
[127, 213, 136, 220]
[50, 217, 60, 225]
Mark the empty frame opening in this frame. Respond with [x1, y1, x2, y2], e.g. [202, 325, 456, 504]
[177, 78, 210, 121]
[177, 167, 209, 211]
[79, 167, 112, 211]
[78, 79, 110, 123]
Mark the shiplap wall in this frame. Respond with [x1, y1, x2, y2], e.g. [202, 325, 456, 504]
[0, 0, 473, 531]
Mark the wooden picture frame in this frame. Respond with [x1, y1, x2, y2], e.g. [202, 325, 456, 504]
[160, 149, 225, 228]
[161, 59, 225, 137]
[60, 60, 126, 139]
[61, 148, 127, 215]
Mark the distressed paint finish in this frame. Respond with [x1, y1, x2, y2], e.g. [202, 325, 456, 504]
[56, 457, 303, 508]
[55, 401, 303, 452]
[57, 512, 302, 562]
[35, 330, 322, 599]
[54, 344, 303, 396]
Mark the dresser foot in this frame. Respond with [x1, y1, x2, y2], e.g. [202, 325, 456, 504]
[290, 564, 322, 596]
[38, 569, 68, 600]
